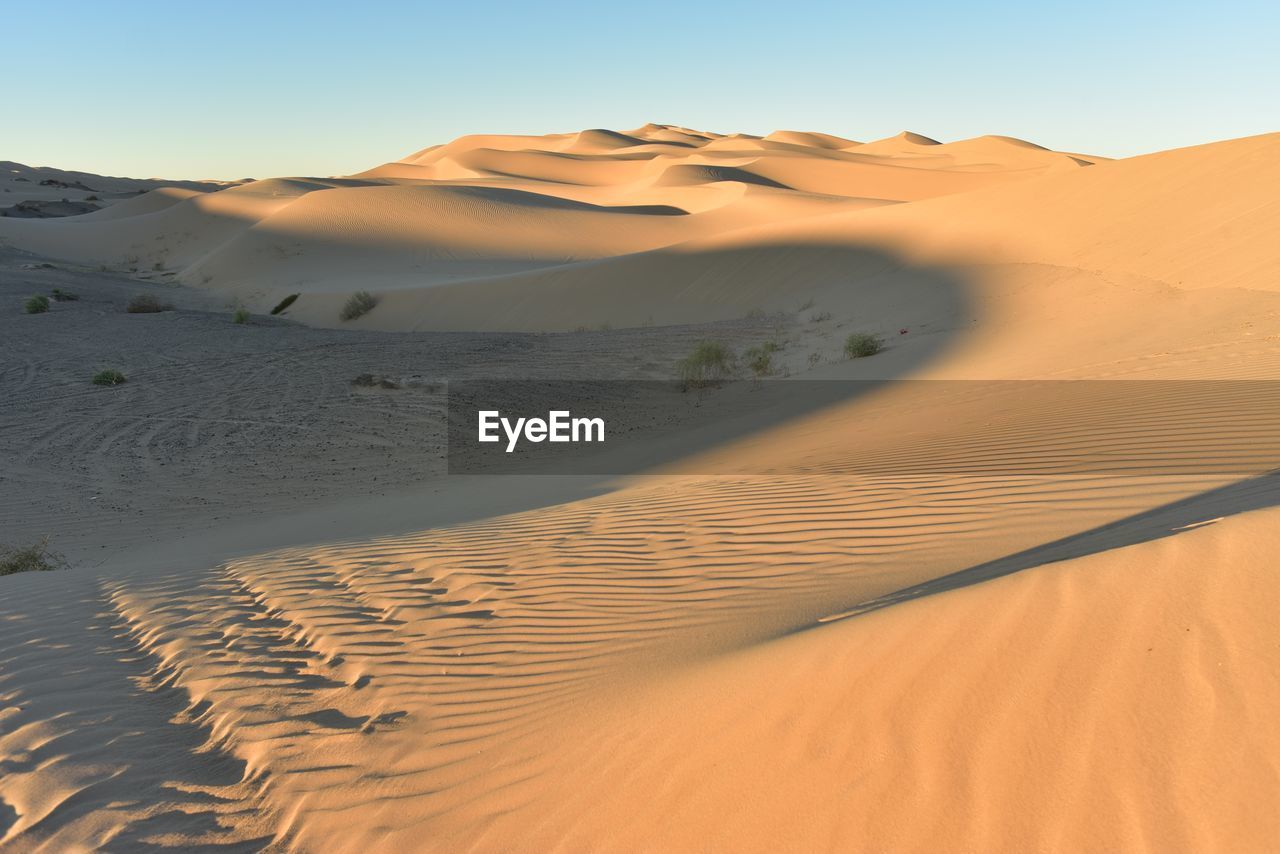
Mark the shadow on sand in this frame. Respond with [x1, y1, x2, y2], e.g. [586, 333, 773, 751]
[816, 470, 1280, 625]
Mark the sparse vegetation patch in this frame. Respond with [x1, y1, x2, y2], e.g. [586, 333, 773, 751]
[127, 293, 173, 313]
[270, 293, 299, 315]
[844, 333, 884, 359]
[677, 340, 736, 389]
[352, 373, 401, 389]
[24, 295, 50, 314]
[744, 345, 774, 377]
[341, 291, 378, 321]
[92, 369, 127, 386]
[51, 288, 79, 301]
[1, 537, 68, 576]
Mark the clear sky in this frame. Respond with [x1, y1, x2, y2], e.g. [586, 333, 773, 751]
[5, 0, 1276, 179]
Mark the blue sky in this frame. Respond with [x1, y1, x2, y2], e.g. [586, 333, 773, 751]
[6, 0, 1276, 178]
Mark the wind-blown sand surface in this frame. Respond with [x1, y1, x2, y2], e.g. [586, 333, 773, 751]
[2, 126, 1279, 851]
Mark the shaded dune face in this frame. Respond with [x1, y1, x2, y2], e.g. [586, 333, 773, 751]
[0, 123, 1097, 332]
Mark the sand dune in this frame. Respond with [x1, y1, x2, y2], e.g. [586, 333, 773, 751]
[474, 504, 1280, 852]
[3, 126, 1270, 338]
[282, 131, 1280, 338]
[3, 124, 1279, 851]
[6, 465, 1276, 850]
[0, 124, 1104, 330]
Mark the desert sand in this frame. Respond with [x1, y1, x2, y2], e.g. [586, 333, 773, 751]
[1, 125, 1279, 852]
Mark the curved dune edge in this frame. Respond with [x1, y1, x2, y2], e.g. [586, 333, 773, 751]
[4, 476, 1275, 851]
[475, 504, 1280, 853]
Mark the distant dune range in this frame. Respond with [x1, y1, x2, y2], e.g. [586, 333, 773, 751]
[2, 124, 1112, 331]
[3, 126, 1280, 851]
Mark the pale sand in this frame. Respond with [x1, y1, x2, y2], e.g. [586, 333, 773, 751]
[1, 126, 1278, 851]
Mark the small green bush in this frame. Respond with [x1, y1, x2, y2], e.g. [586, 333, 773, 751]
[51, 288, 79, 302]
[0, 537, 68, 576]
[24, 295, 50, 314]
[844, 333, 884, 359]
[270, 293, 299, 315]
[92, 369, 127, 386]
[127, 294, 173, 313]
[340, 291, 378, 321]
[233, 307, 250, 324]
[677, 340, 736, 389]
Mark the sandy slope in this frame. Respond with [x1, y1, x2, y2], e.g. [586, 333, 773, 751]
[478, 504, 1280, 853]
[2, 127, 1280, 851]
[5, 467, 1278, 851]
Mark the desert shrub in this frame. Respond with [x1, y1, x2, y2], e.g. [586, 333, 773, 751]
[844, 332, 884, 359]
[24, 295, 49, 314]
[744, 346, 774, 378]
[352, 373, 400, 389]
[809, 311, 832, 323]
[807, 351, 822, 368]
[798, 298, 816, 312]
[744, 307, 768, 321]
[270, 293, 299, 315]
[743, 340, 783, 377]
[127, 293, 173, 313]
[0, 537, 68, 576]
[677, 340, 736, 389]
[341, 291, 378, 321]
[233, 307, 250, 324]
[92, 369, 127, 386]
[51, 288, 79, 301]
